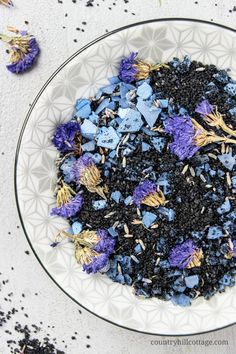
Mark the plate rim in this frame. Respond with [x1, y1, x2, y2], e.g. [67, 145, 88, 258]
[14, 17, 236, 336]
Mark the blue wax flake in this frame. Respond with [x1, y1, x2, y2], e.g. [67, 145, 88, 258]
[88, 112, 99, 124]
[108, 101, 116, 110]
[157, 172, 171, 195]
[227, 211, 236, 221]
[137, 82, 153, 99]
[232, 176, 236, 188]
[96, 126, 120, 150]
[134, 244, 142, 254]
[217, 169, 225, 177]
[81, 119, 97, 140]
[142, 212, 157, 228]
[205, 82, 219, 95]
[179, 107, 188, 116]
[229, 107, 236, 117]
[75, 98, 91, 118]
[111, 191, 122, 203]
[220, 274, 234, 286]
[157, 207, 175, 221]
[191, 231, 204, 239]
[92, 200, 107, 210]
[108, 76, 120, 84]
[150, 137, 166, 152]
[117, 108, 143, 133]
[217, 199, 231, 215]
[81, 140, 95, 152]
[158, 99, 168, 108]
[124, 274, 133, 285]
[185, 275, 199, 288]
[218, 153, 236, 171]
[60, 156, 76, 183]
[224, 83, 236, 96]
[109, 150, 116, 158]
[207, 226, 224, 239]
[108, 227, 118, 237]
[95, 98, 110, 114]
[101, 84, 117, 94]
[213, 70, 229, 83]
[142, 142, 151, 152]
[136, 98, 161, 127]
[173, 278, 186, 293]
[171, 294, 191, 307]
[72, 221, 83, 235]
[92, 153, 102, 164]
[124, 196, 133, 205]
[123, 147, 133, 156]
[142, 127, 159, 136]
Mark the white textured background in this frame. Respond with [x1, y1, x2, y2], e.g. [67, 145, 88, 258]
[1, 0, 236, 353]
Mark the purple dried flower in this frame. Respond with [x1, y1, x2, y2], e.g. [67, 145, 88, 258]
[195, 99, 213, 116]
[165, 115, 200, 160]
[52, 121, 81, 153]
[94, 229, 116, 255]
[51, 193, 84, 218]
[83, 253, 109, 274]
[119, 52, 138, 83]
[133, 180, 157, 207]
[169, 240, 203, 269]
[71, 155, 94, 183]
[0, 28, 40, 73]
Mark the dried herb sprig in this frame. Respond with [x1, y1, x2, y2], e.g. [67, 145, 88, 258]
[0, 0, 13, 7]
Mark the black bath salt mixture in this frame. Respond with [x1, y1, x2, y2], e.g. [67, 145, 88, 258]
[51, 53, 236, 307]
[0, 272, 87, 353]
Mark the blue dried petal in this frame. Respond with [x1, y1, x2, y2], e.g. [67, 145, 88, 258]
[218, 153, 236, 171]
[157, 172, 171, 195]
[124, 274, 133, 285]
[207, 226, 224, 239]
[217, 199, 231, 215]
[220, 274, 234, 286]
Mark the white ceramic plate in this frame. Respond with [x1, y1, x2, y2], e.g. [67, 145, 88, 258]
[15, 19, 236, 335]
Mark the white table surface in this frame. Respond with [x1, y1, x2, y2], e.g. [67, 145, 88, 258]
[1, 0, 236, 353]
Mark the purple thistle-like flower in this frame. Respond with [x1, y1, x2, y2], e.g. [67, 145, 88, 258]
[71, 155, 94, 183]
[195, 100, 213, 117]
[133, 180, 157, 207]
[165, 115, 200, 160]
[51, 193, 84, 218]
[94, 229, 116, 255]
[83, 253, 109, 274]
[169, 240, 202, 269]
[119, 52, 138, 83]
[52, 121, 81, 153]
